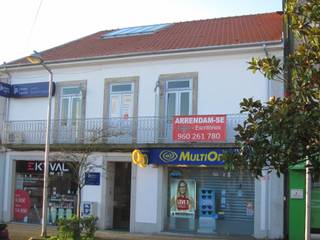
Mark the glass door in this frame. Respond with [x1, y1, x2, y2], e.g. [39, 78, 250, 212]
[59, 87, 82, 143]
[165, 80, 192, 141]
[108, 83, 133, 143]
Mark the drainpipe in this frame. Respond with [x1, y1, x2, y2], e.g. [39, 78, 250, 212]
[263, 44, 271, 100]
[2, 62, 12, 122]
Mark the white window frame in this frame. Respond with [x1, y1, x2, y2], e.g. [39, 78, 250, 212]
[165, 79, 192, 117]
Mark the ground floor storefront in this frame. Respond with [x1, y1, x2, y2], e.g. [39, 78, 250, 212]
[0, 149, 284, 239]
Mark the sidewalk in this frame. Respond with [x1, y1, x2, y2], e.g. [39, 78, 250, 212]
[8, 223, 255, 240]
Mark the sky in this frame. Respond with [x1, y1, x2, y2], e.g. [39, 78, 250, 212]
[0, 0, 282, 63]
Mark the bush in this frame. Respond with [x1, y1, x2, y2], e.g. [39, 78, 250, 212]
[52, 215, 98, 240]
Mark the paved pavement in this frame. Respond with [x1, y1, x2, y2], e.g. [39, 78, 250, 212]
[7, 223, 255, 240]
[7, 223, 320, 240]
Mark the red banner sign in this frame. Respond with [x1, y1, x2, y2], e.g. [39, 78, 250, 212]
[14, 189, 31, 220]
[173, 115, 226, 142]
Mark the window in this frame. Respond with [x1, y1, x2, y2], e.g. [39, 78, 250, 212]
[102, 23, 171, 38]
[60, 87, 82, 126]
[166, 80, 192, 117]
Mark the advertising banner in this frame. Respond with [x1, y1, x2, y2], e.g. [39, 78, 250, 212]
[146, 148, 227, 165]
[12, 82, 55, 98]
[14, 189, 31, 220]
[0, 82, 56, 98]
[173, 115, 226, 142]
[170, 179, 196, 218]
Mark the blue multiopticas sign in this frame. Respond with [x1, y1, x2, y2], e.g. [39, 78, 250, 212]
[146, 148, 232, 165]
[0, 81, 55, 98]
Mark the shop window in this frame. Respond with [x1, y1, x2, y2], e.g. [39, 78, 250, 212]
[14, 161, 77, 224]
[166, 167, 255, 235]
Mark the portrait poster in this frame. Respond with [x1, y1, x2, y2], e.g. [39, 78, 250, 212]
[170, 179, 196, 218]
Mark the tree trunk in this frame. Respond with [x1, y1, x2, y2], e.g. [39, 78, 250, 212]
[305, 159, 312, 240]
[77, 186, 82, 218]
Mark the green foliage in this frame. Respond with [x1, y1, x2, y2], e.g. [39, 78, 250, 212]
[223, 0, 320, 177]
[50, 215, 97, 240]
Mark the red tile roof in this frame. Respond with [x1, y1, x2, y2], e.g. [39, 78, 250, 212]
[11, 12, 283, 65]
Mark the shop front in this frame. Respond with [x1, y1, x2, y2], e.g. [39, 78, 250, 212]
[147, 148, 255, 235]
[14, 160, 77, 224]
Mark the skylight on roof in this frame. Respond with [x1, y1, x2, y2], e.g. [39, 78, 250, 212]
[102, 23, 171, 38]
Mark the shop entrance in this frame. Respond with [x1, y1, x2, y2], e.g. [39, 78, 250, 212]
[112, 162, 131, 230]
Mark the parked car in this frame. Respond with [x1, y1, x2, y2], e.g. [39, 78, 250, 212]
[0, 224, 9, 240]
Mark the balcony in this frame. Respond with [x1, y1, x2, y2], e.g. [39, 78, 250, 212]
[1, 114, 246, 146]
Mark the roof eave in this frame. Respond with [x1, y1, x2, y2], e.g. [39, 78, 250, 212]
[2, 40, 283, 70]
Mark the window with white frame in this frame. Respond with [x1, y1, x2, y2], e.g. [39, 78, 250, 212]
[60, 86, 82, 126]
[165, 79, 192, 118]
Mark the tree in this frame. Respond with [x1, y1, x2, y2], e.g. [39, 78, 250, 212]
[51, 129, 108, 218]
[222, 0, 319, 239]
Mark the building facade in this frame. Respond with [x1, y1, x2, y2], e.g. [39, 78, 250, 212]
[0, 12, 284, 239]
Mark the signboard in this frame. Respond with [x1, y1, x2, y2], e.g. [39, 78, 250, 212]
[16, 161, 71, 174]
[170, 179, 196, 218]
[0, 82, 55, 98]
[12, 82, 55, 98]
[14, 189, 31, 220]
[173, 115, 226, 142]
[0, 82, 11, 97]
[290, 189, 304, 199]
[146, 148, 228, 165]
[85, 172, 100, 186]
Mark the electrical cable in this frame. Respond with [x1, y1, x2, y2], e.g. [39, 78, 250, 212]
[26, 0, 44, 50]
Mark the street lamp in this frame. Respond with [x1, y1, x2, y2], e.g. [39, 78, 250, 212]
[27, 51, 53, 238]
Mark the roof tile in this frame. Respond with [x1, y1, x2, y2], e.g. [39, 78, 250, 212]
[11, 12, 283, 65]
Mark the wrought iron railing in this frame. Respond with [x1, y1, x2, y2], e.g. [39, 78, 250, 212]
[1, 114, 246, 145]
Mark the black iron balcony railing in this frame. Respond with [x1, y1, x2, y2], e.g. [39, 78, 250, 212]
[1, 114, 246, 145]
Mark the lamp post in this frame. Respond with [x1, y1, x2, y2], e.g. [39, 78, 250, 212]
[27, 51, 53, 238]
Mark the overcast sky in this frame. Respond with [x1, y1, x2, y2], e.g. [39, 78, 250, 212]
[0, 0, 282, 63]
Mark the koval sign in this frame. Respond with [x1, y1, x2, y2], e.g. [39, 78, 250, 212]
[16, 161, 71, 173]
[145, 148, 235, 166]
[0, 81, 55, 98]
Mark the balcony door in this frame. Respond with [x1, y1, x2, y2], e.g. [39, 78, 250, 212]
[108, 83, 133, 143]
[165, 79, 192, 140]
[59, 87, 82, 143]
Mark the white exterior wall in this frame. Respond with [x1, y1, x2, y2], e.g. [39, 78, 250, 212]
[0, 152, 5, 222]
[135, 166, 158, 224]
[8, 48, 282, 121]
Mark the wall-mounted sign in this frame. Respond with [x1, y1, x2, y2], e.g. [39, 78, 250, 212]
[0, 81, 55, 98]
[173, 115, 227, 142]
[145, 148, 231, 165]
[0, 82, 11, 97]
[290, 189, 304, 199]
[85, 172, 100, 186]
[16, 161, 70, 174]
[12, 82, 55, 98]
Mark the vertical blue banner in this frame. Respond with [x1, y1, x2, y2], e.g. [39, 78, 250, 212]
[0, 82, 11, 97]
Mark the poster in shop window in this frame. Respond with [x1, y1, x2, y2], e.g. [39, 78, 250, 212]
[14, 189, 31, 221]
[170, 179, 196, 218]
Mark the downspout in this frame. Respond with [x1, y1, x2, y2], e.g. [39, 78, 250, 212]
[263, 44, 271, 100]
[2, 62, 12, 122]
[154, 80, 160, 143]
